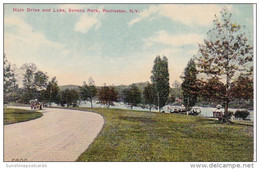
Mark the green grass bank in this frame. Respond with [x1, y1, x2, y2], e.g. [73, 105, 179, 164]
[73, 107, 253, 162]
[4, 108, 43, 125]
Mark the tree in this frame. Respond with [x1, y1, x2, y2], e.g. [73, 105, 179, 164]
[59, 89, 79, 107]
[79, 81, 97, 108]
[21, 64, 37, 103]
[199, 77, 226, 103]
[196, 7, 253, 117]
[151, 56, 170, 112]
[44, 77, 60, 107]
[34, 71, 48, 90]
[98, 86, 118, 108]
[181, 59, 199, 111]
[123, 84, 142, 110]
[231, 74, 253, 101]
[21, 63, 49, 103]
[3, 54, 19, 103]
[143, 83, 156, 112]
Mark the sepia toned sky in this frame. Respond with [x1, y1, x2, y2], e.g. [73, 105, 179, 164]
[4, 4, 254, 86]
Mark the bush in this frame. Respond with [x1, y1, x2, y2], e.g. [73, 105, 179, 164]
[235, 110, 250, 120]
[228, 111, 234, 117]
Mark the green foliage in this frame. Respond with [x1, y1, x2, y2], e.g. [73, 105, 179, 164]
[79, 81, 97, 108]
[196, 7, 253, 114]
[199, 76, 226, 102]
[235, 110, 250, 120]
[143, 83, 156, 111]
[151, 56, 170, 112]
[21, 63, 49, 103]
[3, 54, 19, 103]
[231, 75, 253, 100]
[98, 86, 118, 108]
[44, 77, 60, 106]
[59, 89, 79, 107]
[181, 59, 199, 111]
[34, 71, 49, 90]
[122, 84, 142, 110]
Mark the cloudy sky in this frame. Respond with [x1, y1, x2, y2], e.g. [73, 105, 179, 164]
[4, 4, 254, 86]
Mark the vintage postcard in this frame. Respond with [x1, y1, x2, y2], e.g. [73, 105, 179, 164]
[2, 2, 257, 169]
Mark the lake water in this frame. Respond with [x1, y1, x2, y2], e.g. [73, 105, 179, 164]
[78, 101, 254, 121]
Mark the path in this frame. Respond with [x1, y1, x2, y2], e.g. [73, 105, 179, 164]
[4, 106, 104, 161]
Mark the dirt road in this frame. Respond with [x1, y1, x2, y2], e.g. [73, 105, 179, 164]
[4, 107, 104, 162]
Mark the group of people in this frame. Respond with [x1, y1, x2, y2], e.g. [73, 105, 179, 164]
[30, 99, 43, 110]
[213, 104, 229, 122]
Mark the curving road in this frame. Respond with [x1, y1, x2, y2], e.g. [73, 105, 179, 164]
[4, 107, 104, 162]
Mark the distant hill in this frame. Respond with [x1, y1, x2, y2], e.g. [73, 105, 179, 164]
[59, 82, 150, 92]
[59, 85, 80, 91]
[112, 81, 150, 92]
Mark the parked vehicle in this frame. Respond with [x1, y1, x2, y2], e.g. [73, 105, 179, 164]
[30, 99, 43, 110]
[188, 108, 201, 116]
[161, 105, 187, 114]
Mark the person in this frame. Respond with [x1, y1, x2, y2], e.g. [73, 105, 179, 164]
[30, 100, 35, 109]
[214, 104, 224, 122]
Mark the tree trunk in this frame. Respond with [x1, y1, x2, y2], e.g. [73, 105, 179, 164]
[157, 94, 160, 113]
[224, 72, 230, 122]
[90, 99, 93, 108]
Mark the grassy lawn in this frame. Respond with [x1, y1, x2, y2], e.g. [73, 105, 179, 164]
[73, 107, 253, 162]
[4, 108, 43, 125]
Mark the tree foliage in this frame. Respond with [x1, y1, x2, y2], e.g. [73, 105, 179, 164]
[196, 7, 253, 115]
[230, 75, 253, 100]
[21, 63, 49, 103]
[3, 54, 19, 103]
[44, 77, 60, 106]
[123, 84, 142, 110]
[181, 59, 199, 111]
[79, 81, 97, 108]
[143, 83, 156, 112]
[199, 77, 226, 103]
[151, 56, 170, 112]
[59, 89, 79, 107]
[98, 86, 118, 108]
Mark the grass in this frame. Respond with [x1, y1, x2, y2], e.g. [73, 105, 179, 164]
[4, 108, 43, 125]
[72, 107, 253, 162]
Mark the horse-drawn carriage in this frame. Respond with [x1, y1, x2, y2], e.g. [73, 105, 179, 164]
[30, 99, 43, 110]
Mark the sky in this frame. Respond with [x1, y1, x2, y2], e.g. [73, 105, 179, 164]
[4, 4, 254, 86]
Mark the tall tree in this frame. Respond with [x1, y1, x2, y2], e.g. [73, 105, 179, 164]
[196, 7, 253, 117]
[3, 54, 19, 103]
[44, 77, 60, 107]
[34, 71, 48, 90]
[123, 84, 142, 110]
[181, 59, 199, 111]
[59, 89, 79, 107]
[143, 83, 156, 112]
[22, 64, 37, 103]
[98, 86, 118, 108]
[199, 77, 226, 103]
[231, 74, 253, 101]
[79, 81, 97, 108]
[21, 63, 49, 103]
[151, 56, 170, 112]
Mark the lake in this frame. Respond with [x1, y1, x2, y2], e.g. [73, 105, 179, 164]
[78, 101, 254, 121]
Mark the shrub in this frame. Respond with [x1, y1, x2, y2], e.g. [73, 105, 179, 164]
[228, 111, 234, 117]
[235, 110, 250, 120]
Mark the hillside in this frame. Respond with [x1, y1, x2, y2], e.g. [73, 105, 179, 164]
[59, 85, 80, 91]
[59, 82, 150, 92]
